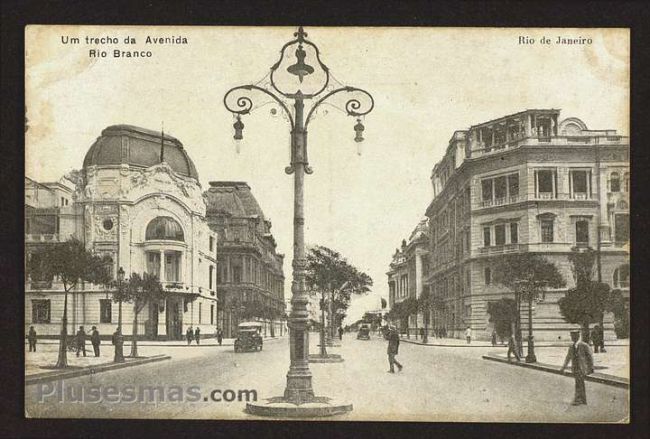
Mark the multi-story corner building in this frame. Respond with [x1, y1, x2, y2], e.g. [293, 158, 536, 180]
[25, 125, 218, 340]
[387, 219, 430, 333]
[424, 110, 629, 341]
[204, 182, 286, 338]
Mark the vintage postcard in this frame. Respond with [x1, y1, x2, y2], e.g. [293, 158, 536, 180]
[24, 26, 629, 422]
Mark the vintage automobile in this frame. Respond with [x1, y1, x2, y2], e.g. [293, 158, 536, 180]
[234, 322, 263, 352]
[357, 324, 371, 340]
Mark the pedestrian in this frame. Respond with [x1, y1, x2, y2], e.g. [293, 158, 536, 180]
[76, 326, 87, 357]
[419, 327, 425, 340]
[560, 329, 595, 405]
[195, 327, 201, 345]
[386, 325, 403, 373]
[90, 326, 101, 357]
[111, 328, 119, 346]
[507, 333, 521, 362]
[338, 326, 343, 340]
[491, 330, 497, 347]
[28, 326, 37, 352]
[465, 327, 472, 344]
[592, 324, 606, 353]
[186, 326, 193, 345]
[216, 328, 223, 346]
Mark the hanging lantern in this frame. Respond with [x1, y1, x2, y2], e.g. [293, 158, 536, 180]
[286, 44, 314, 83]
[233, 116, 244, 154]
[354, 118, 365, 155]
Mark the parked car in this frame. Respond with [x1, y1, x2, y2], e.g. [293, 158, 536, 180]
[357, 324, 370, 340]
[234, 322, 263, 352]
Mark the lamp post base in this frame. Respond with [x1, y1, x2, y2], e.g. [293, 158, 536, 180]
[525, 335, 537, 363]
[246, 396, 352, 418]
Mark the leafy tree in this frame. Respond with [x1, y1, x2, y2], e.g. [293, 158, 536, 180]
[306, 245, 373, 334]
[558, 247, 615, 342]
[26, 238, 111, 368]
[121, 272, 165, 357]
[492, 253, 565, 350]
[487, 298, 517, 339]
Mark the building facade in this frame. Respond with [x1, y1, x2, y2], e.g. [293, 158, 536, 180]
[25, 125, 218, 340]
[423, 110, 629, 341]
[387, 219, 430, 333]
[204, 182, 286, 338]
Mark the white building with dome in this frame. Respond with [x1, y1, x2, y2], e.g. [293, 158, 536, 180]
[26, 125, 218, 340]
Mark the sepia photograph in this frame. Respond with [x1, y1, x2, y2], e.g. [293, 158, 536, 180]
[22, 25, 630, 422]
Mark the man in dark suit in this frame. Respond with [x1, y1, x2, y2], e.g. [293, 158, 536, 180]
[560, 329, 595, 405]
[76, 326, 87, 357]
[90, 326, 101, 357]
[387, 325, 403, 373]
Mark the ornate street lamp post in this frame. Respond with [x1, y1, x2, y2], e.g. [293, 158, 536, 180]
[114, 266, 125, 363]
[224, 27, 373, 417]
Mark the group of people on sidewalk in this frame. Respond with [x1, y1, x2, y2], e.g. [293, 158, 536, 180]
[185, 327, 224, 346]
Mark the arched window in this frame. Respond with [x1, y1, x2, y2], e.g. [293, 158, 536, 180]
[145, 216, 184, 241]
[610, 172, 620, 192]
[613, 264, 630, 288]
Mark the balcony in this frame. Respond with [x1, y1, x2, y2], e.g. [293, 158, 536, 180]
[25, 234, 60, 242]
[480, 194, 521, 208]
[478, 244, 522, 256]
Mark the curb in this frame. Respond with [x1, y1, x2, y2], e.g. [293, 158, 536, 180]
[26, 354, 171, 385]
[482, 354, 629, 389]
[27, 337, 287, 348]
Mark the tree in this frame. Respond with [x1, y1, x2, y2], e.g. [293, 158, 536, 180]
[487, 298, 517, 340]
[430, 295, 447, 333]
[400, 297, 418, 335]
[26, 238, 111, 368]
[124, 272, 165, 357]
[559, 247, 612, 342]
[417, 289, 432, 342]
[306, 245, 373, 337]
[492, 253, 565, 360]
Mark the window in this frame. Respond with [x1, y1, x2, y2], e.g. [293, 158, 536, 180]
[614, 214, 629, 242]
[145, 216, 184, 241]
[209, 236, 214, 252]
[209, 265, 214, 290]
[576, 220, 589, 244]
[541, 220, 554, 243]
[481, 173, 519, 206]
[32, 300, 50, 323]
[536, 170, 556, 198]
[484, 267, 491, 285]
[510, 223, 519, 244]
[610, 172, 620, 192]
[483, 227, 491, 247]
[494, 176, 507, 202]
[495, 224, 506, 245]
[100, 299, 112, 323]
[508, 174, 519, 201]
[211, 304, 215, 325]
[613, 264, 630, 288]
[570, 170, 590, 199]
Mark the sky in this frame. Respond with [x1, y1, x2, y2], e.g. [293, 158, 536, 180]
[25, 26, 629, 324]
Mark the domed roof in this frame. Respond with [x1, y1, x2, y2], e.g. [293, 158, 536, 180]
[204, 181, 266, 220]
[82, 125, 199, 180]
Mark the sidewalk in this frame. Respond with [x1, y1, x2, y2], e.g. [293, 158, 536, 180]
[400, 335, 629, 348]
[482, 344, 629, 388]
[29, 334, 287, 348]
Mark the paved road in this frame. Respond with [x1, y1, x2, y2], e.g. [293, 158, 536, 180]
[25, 334, 628, 422]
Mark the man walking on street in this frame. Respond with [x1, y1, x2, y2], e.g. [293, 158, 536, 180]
[591, 324, 606, 353]
[338, 326, 343, 340]
[560, 329, 594, 405]
[28, 326, 37, 352]
[186, 326, 193, 345]
[507, 333, 521, 362]
[76, 326, 87, 357]
[90, 326, 101, 357]
[465, 327, 472, 344]
[387, 325, 403, 373]
[195, 327, 201, 345]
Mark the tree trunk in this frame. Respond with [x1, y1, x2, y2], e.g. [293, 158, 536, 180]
[582, 321, 591, 345]
[130, 302, 139, 357]
[55, 289, 69, 368]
